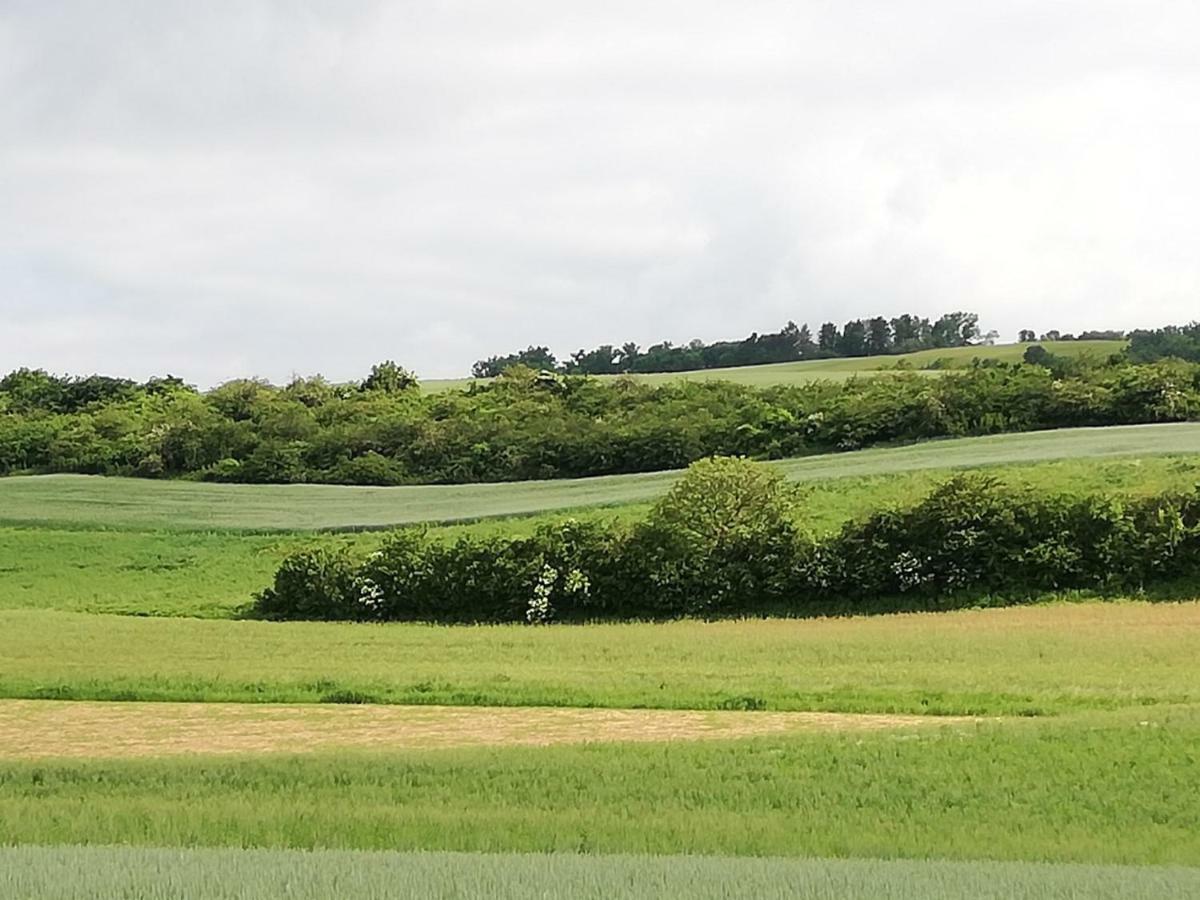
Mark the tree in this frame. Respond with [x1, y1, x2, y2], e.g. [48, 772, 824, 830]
[616, 342, 641, 370]
[1018, 329, 1036, 343]
[795, 323, 815, 358]
[362, 361, 418, 393]
[472, 346, 558, 378]
[1039, 330, 1062, 342]
[838, 320, 868, 357]
[931, 312, 980, 348]
[866, 317, 893, 355]
[817, 322, 840, 353]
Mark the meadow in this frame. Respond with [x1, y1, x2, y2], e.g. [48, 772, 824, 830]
[3, 603, 1196, 714]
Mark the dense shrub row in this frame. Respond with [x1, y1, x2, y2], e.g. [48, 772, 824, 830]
[252, 459, 1200, 622]
[2, 357, 1198, 485]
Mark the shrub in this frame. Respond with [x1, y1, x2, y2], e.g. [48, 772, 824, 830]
[251, 462, 1200, 624]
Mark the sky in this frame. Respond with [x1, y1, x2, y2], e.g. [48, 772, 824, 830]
[2, 1, 1198, 386]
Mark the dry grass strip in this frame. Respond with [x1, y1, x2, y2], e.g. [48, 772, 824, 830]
[0, 700, 975, 759]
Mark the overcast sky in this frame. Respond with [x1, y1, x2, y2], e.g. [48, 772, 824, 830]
[2, 1, 1198, 385]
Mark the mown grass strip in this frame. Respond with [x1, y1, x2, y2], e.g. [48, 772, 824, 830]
[1, 603, 1197, 715]
[0, 700, 967, 760]
[1, 711, 1197, 863]
[1, 846, 1195, 900]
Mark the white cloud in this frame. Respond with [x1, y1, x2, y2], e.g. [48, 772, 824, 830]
[1, 0, 1198, 385]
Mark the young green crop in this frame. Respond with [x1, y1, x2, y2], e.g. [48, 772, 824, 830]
[2, 846, 1196, 900]
[1, 711, 1197, 863]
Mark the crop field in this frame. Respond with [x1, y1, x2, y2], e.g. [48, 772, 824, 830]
[0, 422, 1195, 533]
[2, 417, 1197, 896]
[422, 339, 1126, 392]
[4, 847, 1197, 900]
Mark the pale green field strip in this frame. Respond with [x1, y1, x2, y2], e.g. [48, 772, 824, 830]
[422, 339, 1126, 392]
[0, 700, 968, 759]
[1, 847, 1195, 900]
[1, 422, 1195, 531]
[3, 603, 1196, 715]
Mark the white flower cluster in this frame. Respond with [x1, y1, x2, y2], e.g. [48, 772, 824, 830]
[357, 577, 385, 613]
[526, 564, 590, 624]
[891, 551, 928, 591]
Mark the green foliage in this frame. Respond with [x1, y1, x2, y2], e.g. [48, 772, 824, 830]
[1, 354, 1196, 486]
[251, 455, 1200, 624]
[361, 361, 419, 393]
[253, 547, 360, 621]
[1127, 322, 1200, 363]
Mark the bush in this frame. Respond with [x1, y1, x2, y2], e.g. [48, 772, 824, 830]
[251, 461, 1200, 624]
[253, 548, 361, 621]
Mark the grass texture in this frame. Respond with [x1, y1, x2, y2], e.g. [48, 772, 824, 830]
[3, 602, 1197, 715]
[0, 422, 1194, 531]
[1, 846, 1196, 900]
[1, 709, 1197, 862]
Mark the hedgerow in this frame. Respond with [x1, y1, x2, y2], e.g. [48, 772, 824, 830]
[251, 459, 1200, 622]
[1, 358, 1198, 485]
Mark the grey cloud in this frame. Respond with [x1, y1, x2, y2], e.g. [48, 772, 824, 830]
[1, 0, 1198, 386]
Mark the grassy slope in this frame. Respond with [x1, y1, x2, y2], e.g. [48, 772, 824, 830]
[4, 603, 1197, 715]
[4, 848, 1197, 900]
[1, 422, 1196, 532]
[0, 708, 1197, 863]
[422, 340, 1126, 393]
[2, 452, 1197, 617]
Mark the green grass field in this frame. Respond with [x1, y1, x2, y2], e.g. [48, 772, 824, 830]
[3, 449, 1196, 617]
[423, 340, 1126, 393]
[4, 411, 1199, 894]
[1, 422, 1194, 532]
[0, 709, 1196, 863]
[4, 847, 1196, 900]
[3, 603, 1196, 714]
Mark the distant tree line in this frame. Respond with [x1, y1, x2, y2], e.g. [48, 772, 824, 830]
[1, 352, 1197, 486]
[472, 311, 985, 378]
[254, 459, 1200, 624]
[1017, 328, 1128, 343]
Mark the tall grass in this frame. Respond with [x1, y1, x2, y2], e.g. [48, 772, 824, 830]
[2, 846, 1196, 900]
[3, 602, 1198, 714]
[1, 713, 1197, 862]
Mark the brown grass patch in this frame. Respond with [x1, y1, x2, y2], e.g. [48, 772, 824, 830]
[0, 700, 975, 759]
